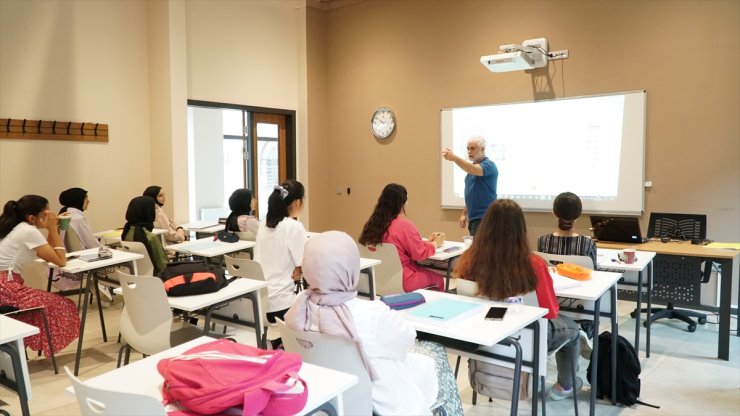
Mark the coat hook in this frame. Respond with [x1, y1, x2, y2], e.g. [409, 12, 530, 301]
[52, 121, 57, 134]
[22, 119, 27, 133]
[80, 122, 84, 136]
[38, 120, 42, 134]
[5, 119, 10, 133]
[94, 123, 99, 135]
[67, 122, 71, 135]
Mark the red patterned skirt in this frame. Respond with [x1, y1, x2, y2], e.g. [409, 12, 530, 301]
[0, 271, 80, 357]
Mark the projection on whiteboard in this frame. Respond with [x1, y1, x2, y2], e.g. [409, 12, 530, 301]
[440, 91, 646, 214]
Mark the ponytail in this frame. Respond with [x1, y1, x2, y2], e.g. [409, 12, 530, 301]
[0, 195, 49, 238]
[265, 180, 305, 228]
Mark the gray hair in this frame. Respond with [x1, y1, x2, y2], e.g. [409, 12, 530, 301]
[467, 136, 486, 150]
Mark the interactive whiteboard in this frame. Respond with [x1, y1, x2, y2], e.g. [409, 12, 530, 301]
[440, 91, 646, 214]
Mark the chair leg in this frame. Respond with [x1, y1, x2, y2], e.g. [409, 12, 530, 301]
[38, 309, 58, 374]
[571, 356, 578, 416]
[541, 376, 547, 416]
[454, 356, 461, 378]
[472, 390, 477, 405]
[116, 344, 127, 368]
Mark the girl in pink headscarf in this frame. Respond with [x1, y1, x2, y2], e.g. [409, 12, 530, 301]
[286, 231, 463, 415]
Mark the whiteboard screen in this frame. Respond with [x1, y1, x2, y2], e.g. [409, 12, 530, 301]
[440, 91, 646, 214]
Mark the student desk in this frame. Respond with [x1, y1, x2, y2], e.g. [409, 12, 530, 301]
[94, 228, 166, 245]
[358, 257, 382, 300]
[181, 222, 225, 239]
[65, 336, 358, 416]
[43, 248, 143, 376]
[167, 278, 267, 346]
[167, 237, 255, 261]
[0, 315, 38, 416]
[597, 240, 739, 361]
[596, 248, 656, 356]
[419, 240, 468, 291]
[553, 269, 621, 416]
[405, 289, 547, 416]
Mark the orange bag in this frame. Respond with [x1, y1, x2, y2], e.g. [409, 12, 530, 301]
[556, 263, 592, 281]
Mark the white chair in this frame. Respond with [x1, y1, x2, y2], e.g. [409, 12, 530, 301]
[276, 319, 373, 415]
[357, 243, 404, 296]
[63, 227, 86, 252]
[220, 255, 270, 347]
[65, 366, 166, 416]
[115, 271, 203, 366]
[118, 241, 155, 276]
[456, 280, 579, 415]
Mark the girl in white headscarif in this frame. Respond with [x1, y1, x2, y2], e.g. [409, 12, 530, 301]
[285, 231, 463, 416]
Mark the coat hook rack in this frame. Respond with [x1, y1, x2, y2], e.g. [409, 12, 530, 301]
[0, 117, 108, 142]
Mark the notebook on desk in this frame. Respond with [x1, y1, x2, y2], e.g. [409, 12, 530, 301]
[590, 215, 648, 244]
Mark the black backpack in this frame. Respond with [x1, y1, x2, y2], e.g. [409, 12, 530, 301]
[586, 331, 659, 408]
[160, 259, 235, 297]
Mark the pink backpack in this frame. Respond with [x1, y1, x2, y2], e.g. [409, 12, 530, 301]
[157, 339, 308, 416]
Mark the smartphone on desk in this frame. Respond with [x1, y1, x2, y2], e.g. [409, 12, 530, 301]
[442, 246, 461, 253]
[485, 306, 508, 321]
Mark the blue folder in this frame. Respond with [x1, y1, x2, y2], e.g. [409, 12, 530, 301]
[407, 297, 482, 322]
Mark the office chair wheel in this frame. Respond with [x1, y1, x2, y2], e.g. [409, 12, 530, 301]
[698, 316, 707, 325]
[687, 324, 697, 333]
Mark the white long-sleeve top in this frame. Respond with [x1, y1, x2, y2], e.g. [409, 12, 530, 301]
[307, 298, 438, 415]
[62, 208, 100, 249]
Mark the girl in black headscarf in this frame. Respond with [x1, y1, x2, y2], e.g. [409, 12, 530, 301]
[225, 188, 259, 239]
[58, 187, 99, 249]
[122, 196, 168, 275]
[143, 185, 187, 244]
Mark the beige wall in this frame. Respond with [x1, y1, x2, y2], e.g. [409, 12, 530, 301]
[0, 0, 152, 231]
[307, 0, 740, 245]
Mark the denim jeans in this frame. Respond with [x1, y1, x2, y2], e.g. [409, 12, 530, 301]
[547, 315, 581, 389]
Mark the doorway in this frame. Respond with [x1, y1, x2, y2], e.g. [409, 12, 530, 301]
[187, 100, 296, 221]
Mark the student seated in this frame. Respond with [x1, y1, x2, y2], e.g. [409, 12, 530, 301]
[454, 199, 582, 400]
[225, 188, 259, 240]
[143, 185, 187, 244]
[285, 231, 463, 415]
[54, 187, 102, 291]
[537, 191, 597, 268]
[253, 180, 307, 326]
[122, 196, 168, 276]
[0, 195, 80, 357]
[359, 183, 445, 292]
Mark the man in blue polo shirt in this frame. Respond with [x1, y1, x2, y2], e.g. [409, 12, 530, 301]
[442, 136, 498, 236]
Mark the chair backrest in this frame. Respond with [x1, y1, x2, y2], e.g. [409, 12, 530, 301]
[63, 227, 86, 252]
[65, 366, 166, 416]
[532, 251, 594, 270]
[455, 280, 548, 376]
[116, 271, 173, 355]
[357, 243, 404, 296]
[276, 319, 372, 415]
[118, 241, 155, 276]
[221, 256, 268, 325]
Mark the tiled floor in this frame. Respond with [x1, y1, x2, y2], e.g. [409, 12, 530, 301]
[1, 296, 738, 415]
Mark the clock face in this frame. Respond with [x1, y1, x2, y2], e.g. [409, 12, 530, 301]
[371, 107, 396, 139]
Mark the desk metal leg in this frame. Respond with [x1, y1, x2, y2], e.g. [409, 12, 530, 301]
[635, 269, 643, 354]
[646, 261, 653, 357]
[91, 275, 107, 342]
[444, 261, 452, 292]
[531, 321, 541, 416]
[499, 337, 522, 416]
[247, 291, 263, 347]
[610, 286, 618, 405]
[365, 267, 376, 300]
[73, 271, 94, 376]
[0, 344, 30, 416]
[589, 297, 600, 416]
[718, 258, 734, 360]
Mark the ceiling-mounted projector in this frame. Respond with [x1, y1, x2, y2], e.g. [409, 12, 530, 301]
[480, 38, 549, 73]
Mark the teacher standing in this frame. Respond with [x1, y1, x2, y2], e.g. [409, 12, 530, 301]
[442, 136, 498, 236]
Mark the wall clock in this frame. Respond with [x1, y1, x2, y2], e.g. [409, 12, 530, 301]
[370, 107, 396, 139]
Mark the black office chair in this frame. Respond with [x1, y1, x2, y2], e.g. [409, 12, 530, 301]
[630, 213, 710, 332]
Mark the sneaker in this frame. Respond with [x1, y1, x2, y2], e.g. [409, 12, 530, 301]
[549, 377, 583, 401]
[579, 330, 593, 360]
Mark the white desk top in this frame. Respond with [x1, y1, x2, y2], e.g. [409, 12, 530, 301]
[360, 257, 381, 270]
[551, 270, 622, 301]
[180, 221, 220, 231]
[167, 237, 255, 257]
[65, 336, 357, 416]
[428, 240, 468, 261]
[404, 290, 547, 347]
[41, 247, 143, 274]
[166, 277, 267, 312]
[597, 248, 656, 272]
[94, 228, 166, 239]
[0, 315, 39, 345]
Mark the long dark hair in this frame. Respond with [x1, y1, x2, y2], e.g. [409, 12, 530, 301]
[553, 192, 582, 231]
[358, 184, 407, 246]
[0, 195, 49, 238]
[454, 199, 537, 299]
[265, 180, 305, 228]
[225, 188, 253, 232]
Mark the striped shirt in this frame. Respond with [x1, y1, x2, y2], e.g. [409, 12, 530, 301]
[536, 234, 598, 269]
